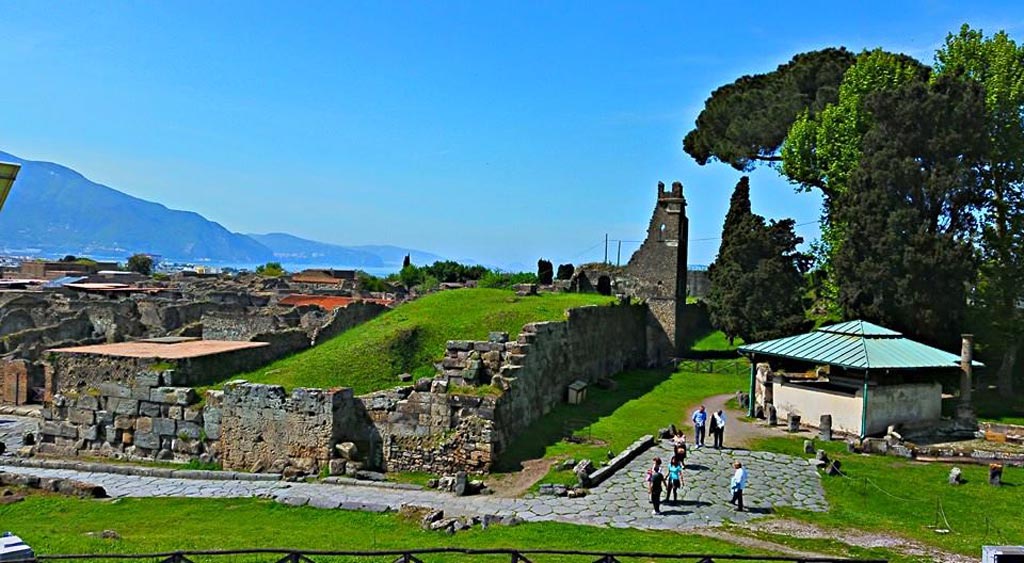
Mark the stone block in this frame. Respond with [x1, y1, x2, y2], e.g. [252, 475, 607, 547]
[134, 431, 159, 450]
[336, 442, 359, 461]
[110, 398, 139, 416]
[76, 395, 100, 410]
[177, 421, 202, 440]
[136, 417, 154, 433]
[135, 372, 163, 389]
[113, 415, 136, 430]
[447, 340, 472, 351]
[488, 331, 509, 343]
[67, 408, 95, 425]
[39, 421, 60, 437]
[329, 459, 347, 476]
[97, 382, 132, 399]
[168, 406, 183, 419]
[152, 417, 176, 436]
[138, 401, 162, 418]
[96, 410, 114, 425]
[150, 387, 197, 406]
[81, 425, 99, 441]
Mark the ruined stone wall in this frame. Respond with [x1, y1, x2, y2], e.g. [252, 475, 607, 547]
[312, 302, 387, 344]
[34, 370, 218, 463]
[218, 383, 350, 474]
[1, 360, 31, 405]
[46, 344, 285, 396]
[624, 181, 688, 356]
[351, 385, 497, 475]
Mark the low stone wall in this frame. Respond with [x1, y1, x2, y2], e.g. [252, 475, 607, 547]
[35, 301, 653, 476]
[218, 382, 351, 474]
[34, 370, 218, 463]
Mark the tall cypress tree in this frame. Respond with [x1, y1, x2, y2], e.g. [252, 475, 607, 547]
[707, 177, 808, 344]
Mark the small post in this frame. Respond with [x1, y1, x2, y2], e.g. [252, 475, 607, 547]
[820, 414, 833, 441]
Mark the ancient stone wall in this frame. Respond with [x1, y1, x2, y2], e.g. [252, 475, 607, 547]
[625, 181, 688, 356]
[1, 360, 32, 405]
[218, 382, 350, 474]
[34, 370, 218, 463]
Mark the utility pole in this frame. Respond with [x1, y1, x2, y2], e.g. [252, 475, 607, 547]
[616, 240, 621, 267]
[604, 234, 608, 264]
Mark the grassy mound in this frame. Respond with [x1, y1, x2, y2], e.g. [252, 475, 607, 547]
[233, 288, 615, 394]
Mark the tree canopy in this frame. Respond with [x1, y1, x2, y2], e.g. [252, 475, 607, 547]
[706, 177, 808, 344]
[126, 253, 154, 276]
[683, 48, 855, 170]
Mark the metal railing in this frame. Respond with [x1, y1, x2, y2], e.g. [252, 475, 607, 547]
[9, 547, 887, 563]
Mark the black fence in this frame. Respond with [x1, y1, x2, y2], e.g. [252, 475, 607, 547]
[9, 548, 887, 563]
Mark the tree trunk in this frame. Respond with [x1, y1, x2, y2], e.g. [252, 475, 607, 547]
[997, 339, 1020, 396]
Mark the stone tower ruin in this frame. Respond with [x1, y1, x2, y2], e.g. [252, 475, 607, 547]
[626, 181, 689, 357]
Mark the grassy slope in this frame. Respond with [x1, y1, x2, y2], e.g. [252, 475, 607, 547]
[1, 496, 754, 559]
[233, 289, 615, 394]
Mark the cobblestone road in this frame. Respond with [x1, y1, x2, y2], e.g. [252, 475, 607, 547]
[0, 435, 826, 530]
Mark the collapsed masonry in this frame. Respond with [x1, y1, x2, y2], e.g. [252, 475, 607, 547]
[35, 301, 653, 475]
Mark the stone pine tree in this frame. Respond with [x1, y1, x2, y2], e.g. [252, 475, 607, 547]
[833, 75, 987, 348]
[707, 177, 808, 344]
[537, 259, 554, 285]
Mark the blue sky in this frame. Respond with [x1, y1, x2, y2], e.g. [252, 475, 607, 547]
[2, 1, 1022, 269]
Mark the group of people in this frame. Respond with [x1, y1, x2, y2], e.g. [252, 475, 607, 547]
[642, 404, 747, 515]
[690, 404, 726, 449]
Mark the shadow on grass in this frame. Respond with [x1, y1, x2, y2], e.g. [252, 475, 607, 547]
[494, 368, 674, 472]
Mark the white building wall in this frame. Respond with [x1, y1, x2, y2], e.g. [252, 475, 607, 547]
[864, 382, 942, 435]
[773, 382, 864, 435]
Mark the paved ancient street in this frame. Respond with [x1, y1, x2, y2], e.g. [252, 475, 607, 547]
[0, 412, 826, 530]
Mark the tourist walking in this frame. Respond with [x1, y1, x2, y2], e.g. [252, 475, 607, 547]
[729, 461, 747, 511]
[671, 429, 687, 466]
[691, 405, 707, 447]
[713, 409, 726, 449]
[665, 455, 683, 503]
[646, 457, 665, 514]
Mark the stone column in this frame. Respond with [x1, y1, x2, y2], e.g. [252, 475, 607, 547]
[957, 334, 976, 420]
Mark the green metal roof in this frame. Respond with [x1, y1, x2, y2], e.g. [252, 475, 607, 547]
[737, 320, 984, 371]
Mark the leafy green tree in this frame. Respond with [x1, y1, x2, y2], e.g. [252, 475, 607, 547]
[398, 264, 423, 288]
[935, 24, 1024, 391]
[126, 253, 154, 275]
[833, 75, 987, 347]
[684, 48, 855, 170]
[255, 262, 285, 277]
[707, 177, 808, 344]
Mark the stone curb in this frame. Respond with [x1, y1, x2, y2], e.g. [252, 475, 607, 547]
[0, 457, 282, 482]
[588, 434, 654, 487]
[0, 406, 42, 418]
[319, 476, 423, 490]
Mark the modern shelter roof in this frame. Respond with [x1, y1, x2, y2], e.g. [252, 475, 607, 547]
[737, 320, 983, 371]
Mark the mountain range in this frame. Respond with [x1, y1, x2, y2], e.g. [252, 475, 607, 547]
[0, 150, 441, 269]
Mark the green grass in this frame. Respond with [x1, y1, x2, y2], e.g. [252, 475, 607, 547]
[691, 330, 743, 352]
[497, 365, 748, 481]
[0, 495, 758, 560]
[751, 435, 1024, 556]
[231, 289, 615, 394]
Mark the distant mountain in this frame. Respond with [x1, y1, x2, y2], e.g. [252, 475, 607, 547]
[247, 233, 385, 267]
[345, 245, 444, 267]
[0, 150, 273, 262]
[0, 150, 448, 268]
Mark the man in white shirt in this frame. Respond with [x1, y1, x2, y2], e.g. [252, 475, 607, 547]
[729, 461, 748, 511]
[713, 410, 726, 449]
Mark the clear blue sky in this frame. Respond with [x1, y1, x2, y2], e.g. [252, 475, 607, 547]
[3, 1, 1021, 269]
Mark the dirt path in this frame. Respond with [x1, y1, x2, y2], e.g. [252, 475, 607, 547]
[486, 457, 559, 497]
[682, 393, 777, 449]
[691, 528, 837, 560]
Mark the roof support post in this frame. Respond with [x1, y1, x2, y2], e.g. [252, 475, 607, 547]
[748, 358, 756, 418]
[860, 373, 869, 439]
